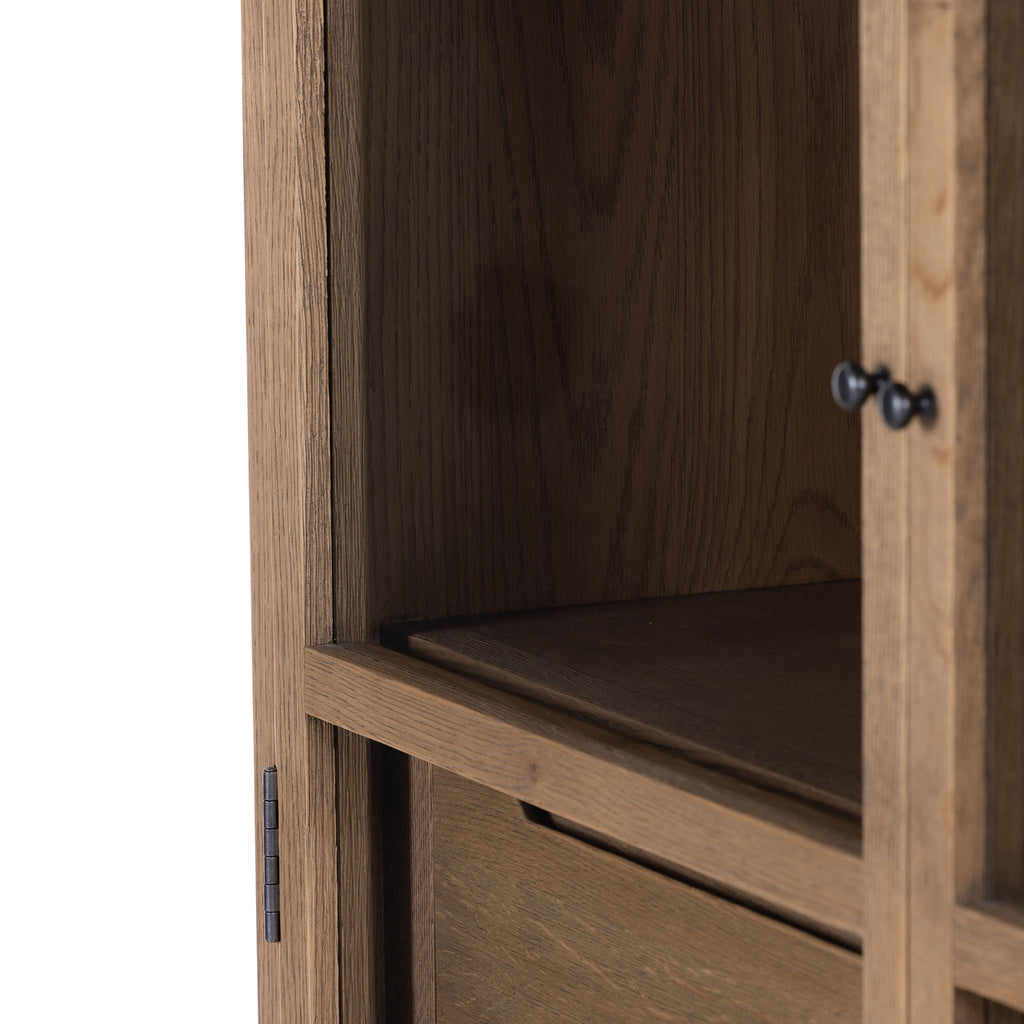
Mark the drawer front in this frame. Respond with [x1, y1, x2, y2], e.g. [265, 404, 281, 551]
[433, 769, 861, 1023]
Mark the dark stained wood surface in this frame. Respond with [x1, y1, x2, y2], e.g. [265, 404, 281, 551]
[342, 0, 861, 627]
[375, 750, 437, 1024]
[987, 7, 1024, 1022]
[988, 0, 1024, 918]
[432, 769, 861, 1024]
[385, 580, 862, 814]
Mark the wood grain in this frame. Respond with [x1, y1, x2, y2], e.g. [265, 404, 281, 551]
[432, 769, 861, 1024]
[987, 6, 1024, 1021]
[861, 3, 991, 1021]
[326, 0, 371, 643]
[337, 730, 383, 1023]
[305, 642, 863, 941]
[987, 0, 1024, 915]
[242, 0, 338, 1020]
[408, 758, 436, 1024]
[385, 580, 861, 813]
[242, 0, 277, 1015]
[906, 3, 989, 1024]
[336, 0, 861, 627]
[954, 904, 1024, 1014]
[860, 1, 911, 1019]
[375, 750, 436, 1024]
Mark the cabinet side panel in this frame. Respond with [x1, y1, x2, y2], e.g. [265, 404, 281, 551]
[351, 0, 860, 624]
[242, 1, 281, 1018]
[244, 0, 339, 1020]
[987, 15, 1024, 1024]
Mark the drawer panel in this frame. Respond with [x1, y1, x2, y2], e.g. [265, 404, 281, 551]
[433, 769, 860, 1023]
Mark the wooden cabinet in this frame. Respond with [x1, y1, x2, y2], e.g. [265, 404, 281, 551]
[243, 0, 1024, 1021]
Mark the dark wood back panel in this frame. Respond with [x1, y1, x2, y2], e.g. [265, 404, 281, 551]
[988, 0, 1024, 931]
[336, 0, 861, 626]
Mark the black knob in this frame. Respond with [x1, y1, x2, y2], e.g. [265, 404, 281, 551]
[878, 381, 937, 430]
[831, 361, 890, 412]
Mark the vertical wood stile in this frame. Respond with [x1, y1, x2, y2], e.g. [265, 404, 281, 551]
[324, 0, 392, 1019]
[243, 0, 339, 1019]
[242, 0, 280, 1016]
[861, 0, 911, 1020]
[410, 759, 437, 1024]
[907, 1, 988, 1023]
[863, 1, 990, 1021]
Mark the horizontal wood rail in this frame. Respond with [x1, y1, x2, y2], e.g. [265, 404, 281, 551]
[954, 903, 1024, 1011]
[305, 643, 863, 942]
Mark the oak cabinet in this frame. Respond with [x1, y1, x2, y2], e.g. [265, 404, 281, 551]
[243, 0, 1024, 1021]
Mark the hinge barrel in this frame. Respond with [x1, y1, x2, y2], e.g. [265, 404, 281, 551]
[262, 767, 280, 942]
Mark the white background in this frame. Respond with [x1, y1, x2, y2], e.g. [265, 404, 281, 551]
[2, 3, 257, 1019]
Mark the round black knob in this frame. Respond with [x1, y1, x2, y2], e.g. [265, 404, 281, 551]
[878, 381, 937, 430]
[831, 361, 890, 412]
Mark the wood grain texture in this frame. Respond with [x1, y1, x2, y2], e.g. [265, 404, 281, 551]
[408, 758, 436, 1024]
[242, 0, 338, 1019]
[987, 0, 1024, 912]
[906, 3, 989, 1024]
[907, 7, 955, 1018]
[326, 0, 371, 642]
[954, 904, 1024, 1014]
[242, 0, 278, 1015]
[862, 3, 991, 1021]
[385, 580, 861, 813]
[432, 769, 861, 1024]
[374, 750, 437, 1024]
[336, 0, 861, 627]
[304, 642, 863, 941]
[337, 730, 383, 1024]
[860, 1, 912, 1019]
[987, 7, 1024, 1022]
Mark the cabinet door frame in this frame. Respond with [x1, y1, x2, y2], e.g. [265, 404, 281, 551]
[861, 0, 1024, 1020]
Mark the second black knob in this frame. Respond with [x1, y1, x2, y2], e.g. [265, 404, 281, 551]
[878, 381, 937, 430]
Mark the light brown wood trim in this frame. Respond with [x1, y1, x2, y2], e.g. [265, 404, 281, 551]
[863, 2, 990, 1020]
[955, 904, 1024, 1012]
[242, 0, 338, 1020]
[905, 2, 989, 1022]
[304, 642, 864, 942]
[861, 0, 911, 1018]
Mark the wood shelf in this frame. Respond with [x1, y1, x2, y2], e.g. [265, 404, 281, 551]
[382, 580, 862, 816]
[954, 903, 1024, 1012]
[304, 641, 863, 941]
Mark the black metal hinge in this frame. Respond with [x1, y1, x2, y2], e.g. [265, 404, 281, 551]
[263, 767, 280, 942]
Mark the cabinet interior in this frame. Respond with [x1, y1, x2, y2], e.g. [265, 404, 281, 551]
[332, 0, 862, 816]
